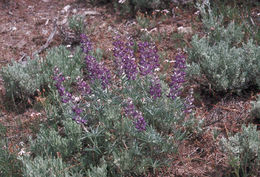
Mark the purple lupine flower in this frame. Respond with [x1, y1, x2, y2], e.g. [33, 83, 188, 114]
[124, 99, 146, 131]
[149, 76, 162, 100]
[133, 113, 146, 131]
[138, 41, 160, 76]
[80, 34, 92, 55]
[113, 37, 138, 80]
[112, 38, 124, 75]
[73, 115, 87, 124]
[76, 77, 91, 95]
[53, 67, 72, 103]
[183, 88, 195, 114]
[53, 67, 87, 124]
[72, 105, 83, 115]
[168, 54, 187, 100]
[85, 55, 111, 89]
[80, 35, 111, 89]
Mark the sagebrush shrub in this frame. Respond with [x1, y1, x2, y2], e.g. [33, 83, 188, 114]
[68, 15, 85, 35]
[20, 155, 85, 177]
[1, 46, 84, 106]
[220, 124, 260, 177]
[0, 140, 22, 177]
[251, 95, 260, 120]
[1, 57, 44, 101]
[188, 1, 260, 92]
[114, 0, 171, 16]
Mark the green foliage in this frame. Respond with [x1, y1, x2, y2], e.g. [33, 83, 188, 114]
[43, 46, 83, 85]
[1, 46, 84, 107]
[68, 15, 85, 35]
[114, 0, 170, 16]
[0, 140, 22, 177]
[188, 1, 260, 92]
[87, 162, 107, 177]
[220, 124, 260, 177]
[21, 155, 74, 177]
[20, 36, 201, 176]
[0, 122, 6, 138]
[29, 119, 82, 159]
[251, 95, 260, 120]
[1, 57, 44, 101]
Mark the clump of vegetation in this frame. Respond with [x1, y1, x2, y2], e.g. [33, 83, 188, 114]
[1, 46, 83, 110]
[251, 95, 260, 120]
[68, 15, 85, 35]
[0, 125, 22, 177]
[1, 57, 45, 107]
[220, 124, 260, 177]
[16, 34, 201, 176]
[188, 1, 260, 92]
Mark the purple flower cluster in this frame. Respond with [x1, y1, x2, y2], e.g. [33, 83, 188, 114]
[53, 67, 72, 103]
[138, 42, 160, 76]
[149, 76, 162, 100]
[80, 34, 92, 55]
[168, 54, 187, 100]
[80, 35, 111, 89]
[112, 38, 138, 80]
[76, 76, 91, 95]
[124, 99, 146, 131]
[53, 67, 86, 124]
[85, 55, 111, 89]
[183, 88, 195, 114]
[72, 105, 86, 124]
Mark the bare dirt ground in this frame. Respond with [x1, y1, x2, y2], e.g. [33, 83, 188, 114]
[0, 0, 259, 176]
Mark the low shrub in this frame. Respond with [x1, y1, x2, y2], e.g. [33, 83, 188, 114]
[1, 57, 44, 102]
[1, 46, 84, 108]
[251, 95, 260, 120]
[0, 139, 23, 177]
[188, 1, 260, 92]
[220, 124, 260, 177]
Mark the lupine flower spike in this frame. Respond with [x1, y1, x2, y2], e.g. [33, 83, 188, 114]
[149, 75, 162, 100]
[53, 67, 87, 124]
[124, 99, 146, 131]
[113, 37, 138, 80]
[168, 54, 187, 100]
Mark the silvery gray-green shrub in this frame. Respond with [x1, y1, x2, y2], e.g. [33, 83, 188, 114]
[68, 15, 85, 35]
[251, 95, 260, 120]
[1, 57, 44, 102]
[20, 155, 85, 177]
[220, 124, 260, 177]
[1, 46, 84, 106]
[114, 0, 170, 16]
[0, 134, 22, 176]
[188, 1, 260, 92]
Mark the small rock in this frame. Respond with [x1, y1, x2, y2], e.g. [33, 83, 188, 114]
[42, 29, 48, 35]
[57, 18, 68, 25]
[26, 31, 31, 35]
[72, 9, 77, 14]
[63, 5, 71, 12]
[11, 26, 17, 31]
[99, 22, 107, 28]
[83, 11, 100, 16]
[177, 26, 192, 34]
[28, 6, 34, 9]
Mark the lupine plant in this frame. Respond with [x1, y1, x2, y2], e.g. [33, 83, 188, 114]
[20, 34, 200, 176]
